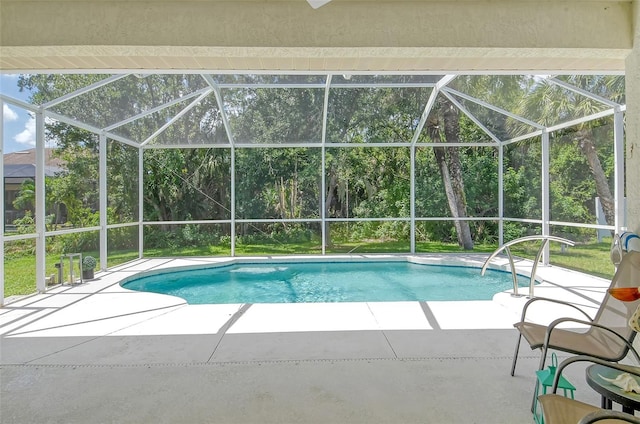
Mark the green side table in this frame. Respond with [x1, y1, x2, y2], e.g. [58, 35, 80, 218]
[533, 354, 576, 424]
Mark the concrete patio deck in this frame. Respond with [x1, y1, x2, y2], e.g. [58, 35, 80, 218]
[0, 254, 621, 423]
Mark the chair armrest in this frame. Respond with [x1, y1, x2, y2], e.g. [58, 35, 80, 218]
[547, 317, 628, 338]
[579, 409, 640, 424]
[519, 296, 593, 323]
[544, 318, 640, 364]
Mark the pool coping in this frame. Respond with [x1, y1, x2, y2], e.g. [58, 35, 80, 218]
[1, 253, 610, 339]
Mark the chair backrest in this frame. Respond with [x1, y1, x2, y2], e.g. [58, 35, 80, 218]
[594, 250, 640, 345]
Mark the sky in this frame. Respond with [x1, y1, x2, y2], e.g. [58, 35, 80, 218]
[1, 74, 37, 154]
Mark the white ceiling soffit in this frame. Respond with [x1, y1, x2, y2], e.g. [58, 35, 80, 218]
[307, 0, 332, 9]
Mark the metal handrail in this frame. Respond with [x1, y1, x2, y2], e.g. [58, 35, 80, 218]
[481, 235, 575, 297]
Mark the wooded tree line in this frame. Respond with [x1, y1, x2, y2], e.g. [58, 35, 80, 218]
[12, 74, 620, 253]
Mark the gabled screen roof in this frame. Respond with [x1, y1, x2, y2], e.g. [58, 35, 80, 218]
[1, 73, 624, 148]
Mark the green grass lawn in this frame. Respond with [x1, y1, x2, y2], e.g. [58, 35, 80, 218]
[4, 239, 614, 298]
[508, 241, 614, 280]
[4, 249, 139, 298]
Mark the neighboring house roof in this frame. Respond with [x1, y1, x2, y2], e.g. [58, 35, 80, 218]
[4, 148, 65, 179]
[5, 164, 63, 179]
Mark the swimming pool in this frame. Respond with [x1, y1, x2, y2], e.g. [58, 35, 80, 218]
[121, 260, 530, 304]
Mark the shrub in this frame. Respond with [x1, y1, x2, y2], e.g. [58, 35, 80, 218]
[82, 255, 97, 271]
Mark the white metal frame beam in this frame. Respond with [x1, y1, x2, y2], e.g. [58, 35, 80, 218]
[547, 77, 621, 108]
[103, 88, 210, 133]
[138, 146, 144, 258]
[140, 89, 213, 147]
[541, 130, 550, 264]
[410, 75, 457, 145]
[0, 99, 4, 306]
[99, 134, 107, 271]
[42, 74, 127, 109]
[440, 90, 501, 144]
[44, 110, 139, 148]
[202, 75, 236, 147]
[35, 109, 46, 292]
[321, 75, 332, 255]
[442, 87, 545, 130]
[614, 107, 625, 232]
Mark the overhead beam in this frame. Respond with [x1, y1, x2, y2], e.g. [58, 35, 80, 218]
[0, 0, 633, 72]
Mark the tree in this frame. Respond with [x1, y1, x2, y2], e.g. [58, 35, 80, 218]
[426, 97, 474, 249]
[12, 72, 618, 252]
[18, 75, 107, 229]
[12, 179, 35, 212]
[323, 81, 429, 245]
[515, 76, 620, 226]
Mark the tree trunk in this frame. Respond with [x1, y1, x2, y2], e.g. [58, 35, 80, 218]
[576, 128, 615, 226]
[323, 171, 338, 247]
[428, 114, 472, 249]
[442, 100, 474, 250]
[144, 196, 171, 232]
[433, 144, 461, 238]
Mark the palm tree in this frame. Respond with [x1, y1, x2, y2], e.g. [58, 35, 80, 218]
[515, 76, 623, 226]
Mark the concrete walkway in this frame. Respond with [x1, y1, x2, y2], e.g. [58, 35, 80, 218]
[0, 255, 617, 423]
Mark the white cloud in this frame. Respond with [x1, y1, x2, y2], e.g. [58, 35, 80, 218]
[14, 115, 36, 147]
[3, 104, 18, 121]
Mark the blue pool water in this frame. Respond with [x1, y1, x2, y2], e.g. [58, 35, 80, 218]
[122, 261, 530, 304]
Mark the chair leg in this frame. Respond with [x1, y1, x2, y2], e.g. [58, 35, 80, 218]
[511, 333, 522, 376]
[531, 346, 549, 413]
[530, 379, 539, 413]
[538, 345, 548, 370]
